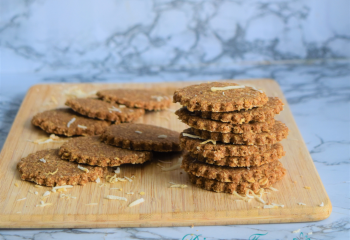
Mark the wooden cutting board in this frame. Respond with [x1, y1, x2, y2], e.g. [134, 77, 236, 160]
[0, 79, 331, 228]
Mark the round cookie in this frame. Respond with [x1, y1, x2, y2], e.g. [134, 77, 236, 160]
[182, 153, 286, 184]
[100, 123, 181, 152]
[173, 82, 268, 112]
[191, 97, 284, 124]
[97, 89, 172, 111]
[188, 171, 285, 194]
[17, 149, 104, 186]
[32, 109, 111, 136]
[180, 128, 273, 159]
[59, 136, 152, 167]
[191, 143, 285, 167]
[176, 107, 275, 133]
[65, 98, 145, 122]
[190, 121, 289, 145]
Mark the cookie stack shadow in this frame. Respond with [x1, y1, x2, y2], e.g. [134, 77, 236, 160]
[174, 82, 289, 195]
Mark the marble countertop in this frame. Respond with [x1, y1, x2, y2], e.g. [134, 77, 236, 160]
[0, 61, 349, 239]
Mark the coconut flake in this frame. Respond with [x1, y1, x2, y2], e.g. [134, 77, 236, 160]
[47, 168, 58, 175]
[304, 186, 311, 190]
[169, 182, 187, 188]
[36, 200, 52, 207]
[126, 192, 134, 195]
[266, 186, 278, 191]
[78, 165, 89, 173]
[124, 176, 133, 182]
[95, 177, 101, 183]
[104, 195, 127, 201]
[52, 185, 73, 191]
[39, 158, 46, 163]
[115, 167, 121, 174]
[109, 106, 122, 113]
[292, 229, 300, 233]
[182, 133, 201, 139]
[158, 135, 167, 139]
[78, 125, 87, 129]
[211, 85, 245, 92]
[151, 96, 164, 102]
[128, 198, 145, 207]
[319, 202, 324, 207]
[297, 202, 306, 206]
[158, 157, 183, 171]
[17, 198, 26, 202]
[67, 118, 76, 128]
[200, 139, 216, 145]
[135, 131, 142, 134]
[42, 191, 51, 197]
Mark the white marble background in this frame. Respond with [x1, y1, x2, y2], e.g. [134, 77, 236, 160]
[0, 0, 350, 239]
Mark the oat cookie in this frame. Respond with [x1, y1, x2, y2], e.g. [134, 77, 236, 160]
[17, 149, 104, 186]
[182, 153, 286, 183]
[97, 89, 172, 111]
[192, 143, 285, 167]
[188, 171, 285, 194]
[180, 128, 273, 159]
[173, 82, 268, 112]
[59, 136, 152, 167]
[66, 98, 145, 122]
[191, 121, 289, 145]
[100, 123, 181, 152]
[32, 109, 111, 136]
[176, 107, 275, 133]
[191, 97, 284, 124]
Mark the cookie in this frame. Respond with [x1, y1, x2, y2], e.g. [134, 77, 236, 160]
[182, 153, 286, 183]
[191, 143, 285, 167]
[188, 171, 285, 194]
[65, 98, 145, 122]
[100, 123, 181, 152]
[176, 107, 275, 133]
[17, 149, 104, 186]
[180, 128, 273, 159]
[97, 89, 172, 111]
[32, 109, 111, 136]
[191, 121, 289, 145]
[173, 82, 268, 112]
[59, 136, 152, 167]
[191, 97, 284, 124]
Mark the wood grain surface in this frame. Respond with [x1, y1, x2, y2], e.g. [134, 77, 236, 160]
[0, 79, 332, 228]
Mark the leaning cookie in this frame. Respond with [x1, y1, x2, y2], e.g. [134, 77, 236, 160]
[191, 143, 285, 167]
[191, 97, 284, 124]
[191, 121, 289, 145]
[173, 82, 268, 112]
[180, 128, 273, 159]
[182, 153, 286, 183]
[59, 136, 152, 167]
[97, 89, 172, 111]
[17, 149, 104, 187]
[66, 98, 145, 122]
[176, 107, 275, 133]
[100, 123, 181, 152]
[32, 109, 111, 136]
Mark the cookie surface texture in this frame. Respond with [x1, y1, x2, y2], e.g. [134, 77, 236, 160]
[59, 136, 153, 167]
[32, 109, 111, 136]
[66, 98, 145, 122]
[100, 123, 181, 152]
[17, 149, 104, 186]
[192, 143, 285, 167]
[173, 82, 268, 112]
[97, 89, 171, 111]
[182, 153, 286, 183]
[180, 128, 273, 159]
[191, 97, 284, 124]
[191, 121, 289, 145]
[176, 107, 275, 133]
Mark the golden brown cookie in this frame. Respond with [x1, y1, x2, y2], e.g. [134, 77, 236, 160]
[182, 152, 286, 184]
[180, 128, 273, 159]
[32, 109, 111, 136]
[17, 149, 104, 186]
[188, 170, 285, 194]
[191, 97, 284, 124]
[176, 107, 275, 133]
[173, 82, 268, 112]
[59, 136, 152, 167]
[191, 121, 289, 145]
[65, 98, 145, 122]
[97, 89, 172, 111]
[100, 123, 181, 152]
[191, 143, 285, 167]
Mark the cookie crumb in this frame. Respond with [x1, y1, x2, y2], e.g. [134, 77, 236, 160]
[304, 186, 311, 190]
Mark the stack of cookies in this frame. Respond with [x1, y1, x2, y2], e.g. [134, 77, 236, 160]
[31, 89, 172, 137]
[173, 82, 289, 195]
